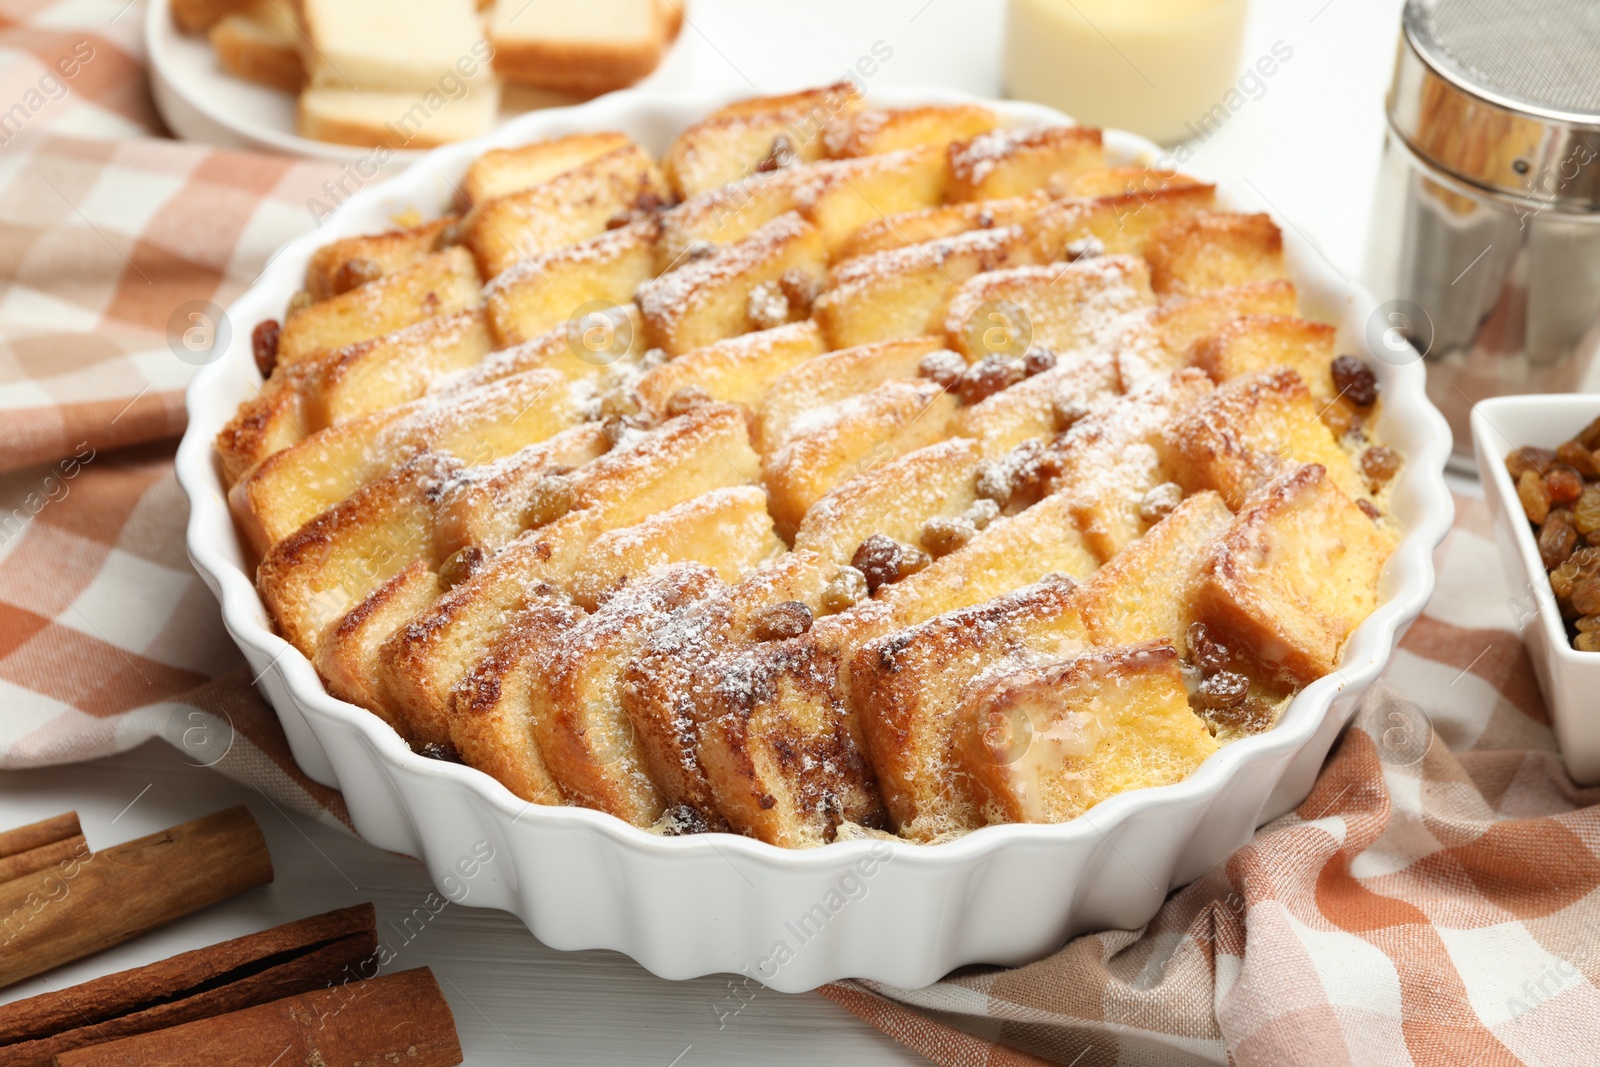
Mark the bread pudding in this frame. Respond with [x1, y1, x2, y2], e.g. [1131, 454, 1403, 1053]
[222, 84, 1401, 848]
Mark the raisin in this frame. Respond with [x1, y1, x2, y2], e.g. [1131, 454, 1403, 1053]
[1577, 632, 1600, 653]
[1539, 509, 1579, 570]
[752, 601, 813, 641]
[1556, 440, 1600, 479]
[1064, 236, 1104, 261]
[251, 319, 281, 378]
[1186, 621, 1231, 675]
[1551, 547, 1600, 601]
[1546, 465, 1585, 506]
[1358, 499, 1383, 520]
[418, 742, 463, 763]
[918, 349, 967, 390]
[1573, 578, 1600, 617]
[1578, 415, 1600, 451]
[1518, 469, 1551, 524]
[1138, 482, 1183, 524]
[1208, 695, 1276, 733]
[1052, 396, 1091, 432]
[1198, 671, 1250, 710]
[524, 474, 573, 528]
[896, 545, 932, 580]
[922, 516, 974, 558]
[1576, 615, 1600, 633]
[975, 460, 1012, 505]
[437, 546, 486, 590]
[756, 134, 797, 173]
[1576, 485, 1600, 537]
[852, 534, 904, 593]
[602, 414, 632, 445]
[1022, 347, 1057, 377]
[331, 257, 382, 295]
[680, 240, 717, 264]
[820, 566, 869, 613]
[778, 268, 817, 314]
[955, 358, 1024, 405]
[663, 386, 713, 419]
[1331, 355, 1379, 407]
[1321, 397, 1356, 439]
[1360, 445, 1401, 490]
[1506, 446, 1557, 480]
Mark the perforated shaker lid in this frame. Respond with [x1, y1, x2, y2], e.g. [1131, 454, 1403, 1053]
[1388, 0, 1600, 209]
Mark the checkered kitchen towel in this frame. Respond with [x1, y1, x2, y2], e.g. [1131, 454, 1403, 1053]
[3, 5, 1599, 1066]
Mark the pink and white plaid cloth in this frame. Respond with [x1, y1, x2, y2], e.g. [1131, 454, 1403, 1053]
[2, 5, 1597, 1064]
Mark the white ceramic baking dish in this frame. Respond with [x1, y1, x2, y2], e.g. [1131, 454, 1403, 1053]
[1473, 396, 1600, 787]
[176, 85, 1455, 992]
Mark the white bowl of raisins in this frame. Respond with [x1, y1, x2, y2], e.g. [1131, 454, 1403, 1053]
[1473, 395, 1600, 785]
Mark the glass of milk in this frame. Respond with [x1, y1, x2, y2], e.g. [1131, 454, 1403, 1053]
[1004, 0, 1252, 144]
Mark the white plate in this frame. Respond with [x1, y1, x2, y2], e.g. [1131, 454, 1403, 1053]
[175, 84, 1456, 992]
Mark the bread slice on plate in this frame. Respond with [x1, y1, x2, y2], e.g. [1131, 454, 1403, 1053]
[298, 82, 502, 151]
[298, 0, 489, 93]
[488, 0, 666, 94]
[170, 0, 249, 34]
[210, 0, 304, 93]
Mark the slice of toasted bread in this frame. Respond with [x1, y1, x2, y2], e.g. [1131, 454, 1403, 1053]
[662, 84, 860, 197]
[762, 378, 959, 534]
[468, 145, 669, 279]
[299, 0, 486, 91]
[637, 212, 827, 355]
[463, 131, 633, 206]
[448, 305, 646, 392]
[956, 640, 1217, 824]
[483, 220, 660, 347]
[824, 105, 999, 158]
[1120, 279, 1300, 384]
[210, 1, 304, 93]
[696, 613, 890, 847]
[259, 452, 459, 657]
[1145, 213, 1287, 296]
[378, 405, 761, 744]
[814, 226, 1038, 348]
[315, 559, 442, 717]
[1050, 166, 1203, 198]
[297, 83, 503, 151]
[881, 486, 1100, 621]
[567, 485, 783, 610]
[431, 424, 612, 559]
[1188, 315, 1339, 404]
[753, 335, 944, 453]
[947, 125, 1104, 201]
[1029, 185, 1217, 262]
[941, 254, 1155, 361]
[1073, 490, 1233, 654]
[951, 352, 1120, 457]
[621, 551, 835, 818]
[531, 563, 723, 823]
[448, 598, 585, 799]
[233, 367, 578, 555]
[310, 307, 495, 427]
[278, 246, 482, 367]
[633, 321, 826, 418]
[851, 573, 1088, 839]
[304, 217, 459, 303]
[834, 192, 1048, 261]
[1160, 368, 1368, 509]
[215, 366, 314, 486]
[487, 0, 665, 95]
[1192, 464, 1395, 685]
[791, 438, 985, 567]
[1045, 369, 1215, 561]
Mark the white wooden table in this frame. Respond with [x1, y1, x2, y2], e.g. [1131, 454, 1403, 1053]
[1, 1, 1418, 1062]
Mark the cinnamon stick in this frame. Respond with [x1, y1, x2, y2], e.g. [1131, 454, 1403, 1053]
[55, 968, 463, 1067]
[0, 905, 377, 1067]
[0, 814, 79, 860]
[0, 836, 87, 887]
[0, 806, 273, 990]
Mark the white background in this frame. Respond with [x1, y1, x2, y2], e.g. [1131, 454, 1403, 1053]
[2, 1, 1413, 1063]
